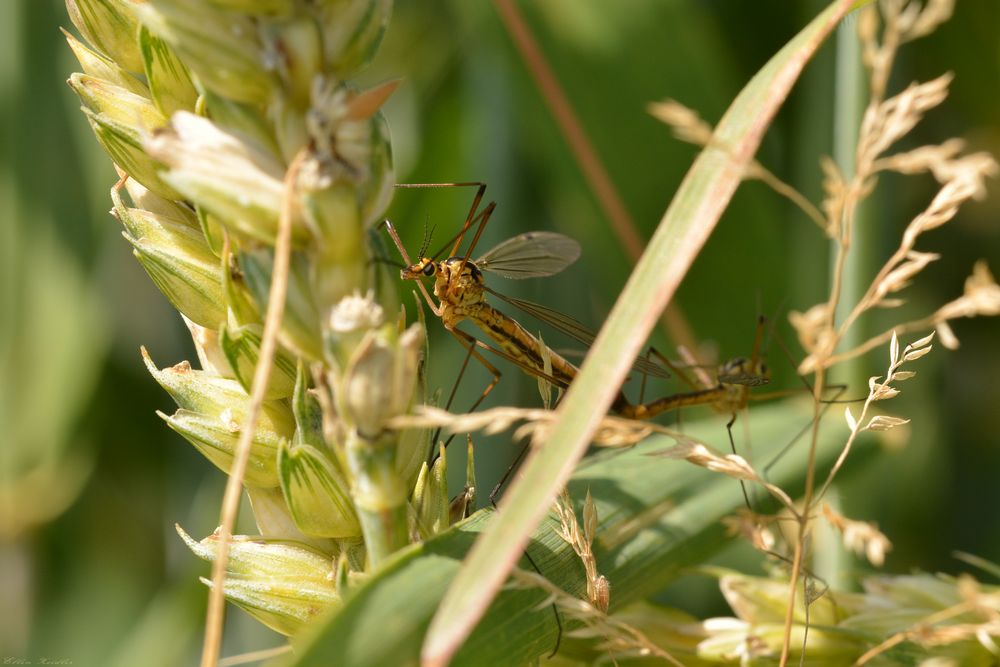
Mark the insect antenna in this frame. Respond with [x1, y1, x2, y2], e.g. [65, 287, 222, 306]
[417, 218, 435, 260]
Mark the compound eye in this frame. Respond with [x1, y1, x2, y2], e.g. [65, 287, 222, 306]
[422, 262, 436, 276]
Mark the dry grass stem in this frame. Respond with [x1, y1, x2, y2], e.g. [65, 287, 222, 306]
[648, 99, 829, 232]
[819, 331, 933, 503]
[816, 261, 1000, 367]
[795, 106, 998, 373]
[723, 509, 777, 554]
[389, 405, 664, 449]
[391, 406, 801, 512]
[651, 440, 799, 517]
[822, 504, 892, 567]
[217, 645, 292, 667]
[509, 568, 683, 666]
[771, 1, 1000, 661]
[203, 150, 307, 667]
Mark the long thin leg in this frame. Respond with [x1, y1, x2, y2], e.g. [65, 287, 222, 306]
[483, 434, 563, 656]
[726, 411, 754, 511]
[750, 314, 767, 367]
[761, 383, 848, 479]
[394, 181, 489, 261]
[769, 316, 817, 398]
[395, 182, 487, 189]
[441, 341, 477, 416]
[379, 217, 416, 265]
[522, 546, 563, 657]
[456, 201, 495, 264]
[431, 341, 478, 449]
[489, 438, 532, 506]
[731, 316, 782, 512]
[768, 323, 865, 404]
[449, 184, 488, 258]
[426, 328, 504, 466]
[391, 182, 562, 651]
[447, 328, 503, 413]
[427, 328, 504, 457]
[439, 199, 498, 305]
[748, 316, 862, 479]
[442, 329, 563, 656]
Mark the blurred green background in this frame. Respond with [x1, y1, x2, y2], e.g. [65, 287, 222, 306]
[3, 0, 998, 664]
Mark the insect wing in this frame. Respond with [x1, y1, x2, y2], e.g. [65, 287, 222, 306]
[718, 370, 771, 387]
[485, 287, 670, 379]
[486, 287, 595, 346]
[475, 231, 581, 279]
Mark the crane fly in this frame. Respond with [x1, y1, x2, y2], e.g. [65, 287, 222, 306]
[387, 184, 856, 643]
[382, 182, 770, 424]
[386, 184, 824, 614]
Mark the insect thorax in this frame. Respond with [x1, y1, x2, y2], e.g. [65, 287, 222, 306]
[717, 356, 770, 386]
[435, 257, 486, 307]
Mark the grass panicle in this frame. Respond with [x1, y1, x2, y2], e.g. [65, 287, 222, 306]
[649, 1, 998, 663]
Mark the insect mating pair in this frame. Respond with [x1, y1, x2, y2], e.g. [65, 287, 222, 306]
[381, 182, 771, 426]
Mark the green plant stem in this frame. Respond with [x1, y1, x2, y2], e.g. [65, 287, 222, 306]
[781, 363, 828, 667]
[831, 13, 869, 382]
[782, 23, 868, 665]
[345, 432, 411, 566]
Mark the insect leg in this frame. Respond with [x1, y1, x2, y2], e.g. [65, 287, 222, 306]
[428, 328, 504, 455]
[380, 219, 442, 316]
[748, 315, 863, 479]
[725, 410, 755, 511]
[447, 327, 503, 416]
[485, 435, 563, 656]
[445, 326, 563, 656]
[455, 199, 496, 266]
[394, 181, 491, 261]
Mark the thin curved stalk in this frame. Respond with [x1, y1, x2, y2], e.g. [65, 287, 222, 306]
[202, 151, 306, 667]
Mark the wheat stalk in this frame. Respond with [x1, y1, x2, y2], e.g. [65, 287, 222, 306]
[61, 1, 465, 664]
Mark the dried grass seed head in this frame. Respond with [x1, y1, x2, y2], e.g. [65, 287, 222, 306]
[937, 261, 1000, 320]
[823, 504, 892, 567]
